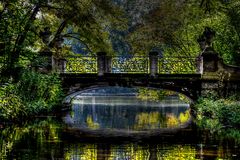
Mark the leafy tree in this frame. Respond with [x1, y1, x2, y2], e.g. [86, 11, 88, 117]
[125, 0, 240, 66]
[0, 0, 126, 78]
[0, 0, 127, 120]
[126, 0, 195, 55]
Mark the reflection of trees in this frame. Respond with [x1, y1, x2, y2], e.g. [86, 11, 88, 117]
[64, 143, 198, 160]
[179, 110, 190, 124]
[71, 99, 191, 130]
[0, 117, 233, 160]
[137, 88, 176, 102]
[166, 110, 190, 128]
[134, 112, 165, 130]
[134, 110, 190, 129]
[0, 118, 61, 159]
[166, 113, 179, 127]
[137, 88, 191, 103]
[86, 115, 100, 129]
[159, 146, 196, 160]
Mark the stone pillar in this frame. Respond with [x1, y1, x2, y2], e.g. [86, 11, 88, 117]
[201, 47, 219, 72]
[37, 51, 53, 73]
[52, 58, 67, 73]
[149, 52, 158, 76]
[58, 58, 67, 73]
[196, 55, 203, 74]
[97, 52, 107, 76]
[106, 56, 112, 73]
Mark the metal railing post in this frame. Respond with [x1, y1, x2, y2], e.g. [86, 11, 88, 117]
[149, 52, 158, 76]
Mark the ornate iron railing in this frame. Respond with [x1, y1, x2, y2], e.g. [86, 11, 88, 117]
[63, 55, 200, 74]
[111, 56, 149, 73]
[158, 57, 197, 74]
[65, 56, 97, 73]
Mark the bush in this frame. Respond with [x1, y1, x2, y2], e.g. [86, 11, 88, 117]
[17, 70, 63, 111]
[195, 98, 240, 138]
[0, 83, 26, 120]
[18, 71, 62, 106]
[0, 70, 63, 121]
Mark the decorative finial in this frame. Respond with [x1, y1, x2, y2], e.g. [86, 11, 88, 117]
[197, 27, 216, 51]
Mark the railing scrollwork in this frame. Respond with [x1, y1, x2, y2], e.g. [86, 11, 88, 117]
[58, 53, 201, 75]
[65, 56, 97, 73]
[158, 57, 198, 74]
[111, 56, 148, 73]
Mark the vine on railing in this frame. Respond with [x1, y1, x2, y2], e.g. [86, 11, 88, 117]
[65, 56, 97, 73]
[158, 57, 197, 74]
[111, 56, 149, 73]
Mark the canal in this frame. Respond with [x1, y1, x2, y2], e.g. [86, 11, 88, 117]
[0, 87, 239, 159]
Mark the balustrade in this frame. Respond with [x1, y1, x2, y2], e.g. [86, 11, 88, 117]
[158, 57, 199, 74]
[111, 56, 148, 73]
[65, 56, 97, 73]
[57, 52, 202, 75]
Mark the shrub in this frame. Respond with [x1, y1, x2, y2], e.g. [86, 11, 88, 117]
[17, 70, 63, 113]
[0, 70, 63, 121]
[0, 83, 26, 120]
[195, 98, 240, 138]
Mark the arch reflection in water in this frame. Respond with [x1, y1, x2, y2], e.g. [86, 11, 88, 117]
[1, 118, 239, 160]
[64, 87, 191, 131]
[65, 143, 197, 160]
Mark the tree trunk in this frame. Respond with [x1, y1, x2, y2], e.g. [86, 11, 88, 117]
[7, 5, 40, 77]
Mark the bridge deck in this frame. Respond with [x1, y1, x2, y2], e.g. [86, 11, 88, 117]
[60, 73, 201, 79]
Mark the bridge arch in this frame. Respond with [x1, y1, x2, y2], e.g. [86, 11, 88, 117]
[63, 84, 194, 105]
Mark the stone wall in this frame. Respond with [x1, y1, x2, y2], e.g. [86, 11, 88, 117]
[201, 47, 240, 97]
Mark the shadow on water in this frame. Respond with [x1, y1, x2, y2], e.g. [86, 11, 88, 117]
[0, 87, 239, 159]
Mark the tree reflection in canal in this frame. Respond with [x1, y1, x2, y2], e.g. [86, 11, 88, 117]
[64, 143, 200, 160]
[65, 94, 191, 131]
[0, 87, 239, 159]
[0, 117, 239, 159]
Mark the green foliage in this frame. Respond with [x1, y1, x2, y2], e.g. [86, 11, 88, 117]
[125, 0, 240, 66]
[0, 70, 63, 121]
[0, 83, 26, 120]
[17, 70, 63, 112]
[0, 0, 126, 77]
[126, 0, 189, 54]
[195, 97, 240, 141]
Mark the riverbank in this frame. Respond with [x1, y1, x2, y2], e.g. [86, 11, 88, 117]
[193, 97, 240, 143]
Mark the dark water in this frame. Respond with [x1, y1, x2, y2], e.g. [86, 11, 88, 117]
[0, 88, 240, 159]
[64, 96, 190, 131]
[0, 118, 239, 160]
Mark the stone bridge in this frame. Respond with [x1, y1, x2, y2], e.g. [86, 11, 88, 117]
[38, 47, 240, 103]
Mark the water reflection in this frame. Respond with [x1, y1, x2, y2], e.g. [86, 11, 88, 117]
[0, 118, 239, 159]
[64, 95, 190, 131]
[64, 143, 198, 160]
[1, 87, 239, 159]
